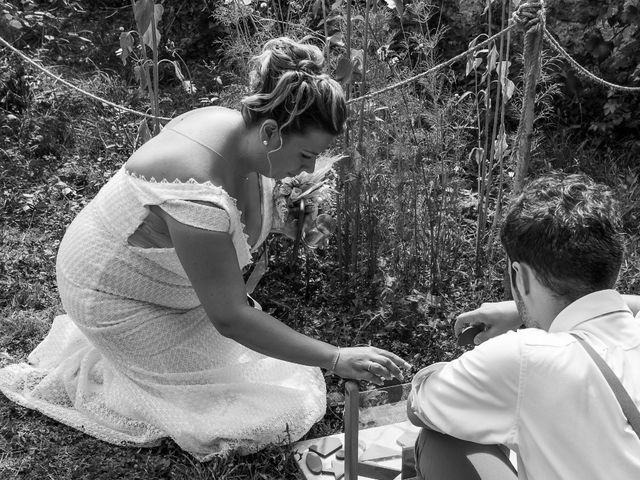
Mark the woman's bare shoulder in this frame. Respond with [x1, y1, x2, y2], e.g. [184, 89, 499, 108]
[164, 106, 239, 128]
[124, 133, 208, 182]
[125, 107, 240, 184]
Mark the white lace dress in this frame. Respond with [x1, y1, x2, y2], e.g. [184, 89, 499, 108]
[0, 166, 326, 460]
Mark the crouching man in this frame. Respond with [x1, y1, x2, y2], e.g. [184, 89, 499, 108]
[407, 173, 640, 480]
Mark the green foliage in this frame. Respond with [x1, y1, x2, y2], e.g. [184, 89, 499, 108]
[1, 0, 639, 478]
[550, 0, 640, 146]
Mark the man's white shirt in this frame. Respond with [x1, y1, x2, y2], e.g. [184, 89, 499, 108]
[409, 290, 640, 480]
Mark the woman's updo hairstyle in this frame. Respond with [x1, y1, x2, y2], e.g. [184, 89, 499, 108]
[241, 37, 346, 136]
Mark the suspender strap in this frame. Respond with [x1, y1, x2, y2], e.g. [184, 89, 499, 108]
[570, 333, 640, 439]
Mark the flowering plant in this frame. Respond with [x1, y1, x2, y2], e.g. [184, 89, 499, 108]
[272, 153, 344, 248]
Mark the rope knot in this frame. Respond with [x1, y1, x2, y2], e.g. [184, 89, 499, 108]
[511, 0, 546, 32]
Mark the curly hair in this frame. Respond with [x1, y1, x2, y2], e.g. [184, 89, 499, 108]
[240, 37, 346, 136]
[501, 173, 624, 301]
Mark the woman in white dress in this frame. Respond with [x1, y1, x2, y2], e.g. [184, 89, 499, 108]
[0, 37, 409, 461]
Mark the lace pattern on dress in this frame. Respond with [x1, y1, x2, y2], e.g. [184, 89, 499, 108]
[124, 168, 252, 269]
[0, 167, 327, 460]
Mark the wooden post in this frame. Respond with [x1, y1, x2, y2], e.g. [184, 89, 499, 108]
[344, 380, 359, 480]
[511, 10, 544, 193]
[504, 4, 545, 299]
[337, 0, 353, 274]
[352, 0, 370, 272]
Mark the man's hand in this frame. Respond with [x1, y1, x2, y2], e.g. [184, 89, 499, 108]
[454, 301, 522, 345]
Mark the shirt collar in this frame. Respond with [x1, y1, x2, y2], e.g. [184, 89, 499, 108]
[549, 289, 632, 333]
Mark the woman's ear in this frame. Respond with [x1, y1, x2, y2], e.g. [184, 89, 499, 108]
[260, 119, 279, 146]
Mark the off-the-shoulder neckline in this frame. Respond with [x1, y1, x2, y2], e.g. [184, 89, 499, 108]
[124, 167, 225, 189]
[122, 167, 268, 255]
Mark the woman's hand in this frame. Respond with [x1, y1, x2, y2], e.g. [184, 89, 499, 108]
[454, 301, 522, 345]
[333, 346, 411, 386]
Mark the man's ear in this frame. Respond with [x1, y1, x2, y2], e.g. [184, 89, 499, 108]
[512, 261, 532, 296]
[260, 119, 279, 146]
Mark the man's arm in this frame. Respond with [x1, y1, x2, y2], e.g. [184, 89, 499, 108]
[407, 332, 521, 445]
[454, 301, 522, 344]
[407, 402, 429, 428]
[455, 294, 640, 345]
[407, 363, 446, 429]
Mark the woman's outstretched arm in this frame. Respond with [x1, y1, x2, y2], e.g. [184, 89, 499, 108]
[162, 208, 410, 384]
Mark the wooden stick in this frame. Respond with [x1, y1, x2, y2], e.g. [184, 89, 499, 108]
[344, 380, 359, 480]
[289, 199, 306, 266]
[512, 14, 544, 193]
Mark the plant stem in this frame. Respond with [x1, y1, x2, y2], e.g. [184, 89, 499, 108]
[150, 9, 160, 134]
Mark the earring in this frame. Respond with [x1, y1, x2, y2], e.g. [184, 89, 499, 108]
[263, 140, 268, 146]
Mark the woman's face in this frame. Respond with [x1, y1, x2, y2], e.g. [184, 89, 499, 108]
[266, 127, 336, 179]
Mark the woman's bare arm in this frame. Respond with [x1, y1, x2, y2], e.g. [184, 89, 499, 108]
[161, 209, 410, 382]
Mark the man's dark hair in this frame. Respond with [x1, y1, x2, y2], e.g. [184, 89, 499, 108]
[500, 173, 624, 301]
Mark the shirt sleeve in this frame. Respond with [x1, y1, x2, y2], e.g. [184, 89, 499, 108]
[408, 331, 522, 446]
[159, 199, 231, 232]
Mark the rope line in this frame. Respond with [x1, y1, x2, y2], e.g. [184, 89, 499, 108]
[347, 0, 639, 105]
[346, 23, 519, 105]
[542, 26, 640, 93]
[0, 35, 172, 121]
[2, 9, 639, 120]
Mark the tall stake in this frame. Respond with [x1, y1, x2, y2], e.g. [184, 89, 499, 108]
[150, 11, 160, 135]
[506, 2, 545, 299]
[512, 13, 543, 193]
[474, 0, 494, 276]
[352, 0, 370, 272]
[131, 0, 158, 135]
[339, 0, 353, 272]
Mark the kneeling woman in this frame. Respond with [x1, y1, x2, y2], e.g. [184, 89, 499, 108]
[0, 37, 408, 460]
